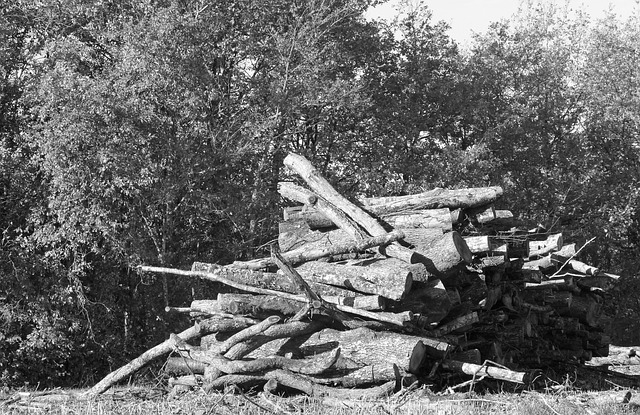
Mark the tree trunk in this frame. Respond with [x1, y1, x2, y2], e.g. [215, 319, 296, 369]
[440, 360, 537, 384]
[293, 260, 412, 301]
[416, 231, 472, 276]
[192, 261, 360, 297]
[283, 205, 453, 232]
[360, 186, 504, 214]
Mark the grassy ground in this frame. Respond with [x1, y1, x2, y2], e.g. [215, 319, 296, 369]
[3, 384, 640, 415]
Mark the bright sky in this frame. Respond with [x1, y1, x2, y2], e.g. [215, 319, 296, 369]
[366, 0, 640, 46]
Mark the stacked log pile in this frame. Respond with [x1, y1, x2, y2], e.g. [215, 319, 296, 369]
[86, 153, 622, 398]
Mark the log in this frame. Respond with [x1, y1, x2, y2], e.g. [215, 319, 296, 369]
[284, 205, 453, 232]
[416, 231, 472, 276]
[246, 327, 453, 387]
[282, 154, 419, 264]
[391, 279, 451, 325]
[464, 234, 563, 258]
[192, 295, 303, 317]
[360, 186, 504, 213]
[293, 260, 412, 301]
[432, 312, 479, 337]
[233, 227, 404, 270]
[283, 206, 334, 229]
[440, 360, 537, 384]
[343, 257, 430, 284]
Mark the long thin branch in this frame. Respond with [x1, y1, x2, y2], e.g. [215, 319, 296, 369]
[550, 237, 596, 278]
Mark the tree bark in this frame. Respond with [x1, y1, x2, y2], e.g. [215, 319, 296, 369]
[284, 205, 453, 231]
[360, 186, 504, 214]
[282, 154, 419, 264]
[440, 360, 537, 384]
[293, 260, 412, 301]
[416, 231, 472, 276]
[233, 227, 404, 270]
[464, 233, 563, 258]
[85, 316, 227, 396]
[246, 327, 453, 387]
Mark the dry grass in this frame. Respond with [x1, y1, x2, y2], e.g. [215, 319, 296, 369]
[3, 386, 640, 415]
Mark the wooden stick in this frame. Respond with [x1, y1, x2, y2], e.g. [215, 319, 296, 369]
[85, 320, 210, 395]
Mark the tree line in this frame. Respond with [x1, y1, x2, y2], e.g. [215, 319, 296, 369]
[0, 0, 638, 387]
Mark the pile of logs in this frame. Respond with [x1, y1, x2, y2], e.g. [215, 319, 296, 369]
[86, 153, 621, 398]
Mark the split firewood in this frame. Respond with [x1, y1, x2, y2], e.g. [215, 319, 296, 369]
[234, 226, 404, 270]
[464, 233, 563, 258]
[191, 295, 304, 318]
[416, 231, 472, 276]
[359, 186, 504, 214]
[193, 261, 363, 297]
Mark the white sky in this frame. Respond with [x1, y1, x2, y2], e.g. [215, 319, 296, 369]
[366, 0, 640, 46]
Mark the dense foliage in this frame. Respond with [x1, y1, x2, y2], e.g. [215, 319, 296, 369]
[0, 0, 638, 387]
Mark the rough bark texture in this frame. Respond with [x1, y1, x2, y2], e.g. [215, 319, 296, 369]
[246, 327, 453, 387]
[283, 154, 419, 264]
[284, 206, 453, 232]
[235, 226, 403, 270]
[360, 186, 504, 214]
[417, 231, 472, 276]
[293, 260, 412, 301]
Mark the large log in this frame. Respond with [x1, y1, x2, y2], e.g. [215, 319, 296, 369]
[246, 326, 453, 387]
[293, 260, 412, 301]
[192, 295, 303, 317]
[192, 261, 356, 297]
[284, 206, 453, 232]
[342, 257, 431, 284]
[360, 186, 504, 214]
[416, 231, 472, 276]
[282, 154, 419, 264]
[233, 228, 404, 270]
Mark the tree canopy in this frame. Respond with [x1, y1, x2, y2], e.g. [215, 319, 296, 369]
[1, 0, 639, 386]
